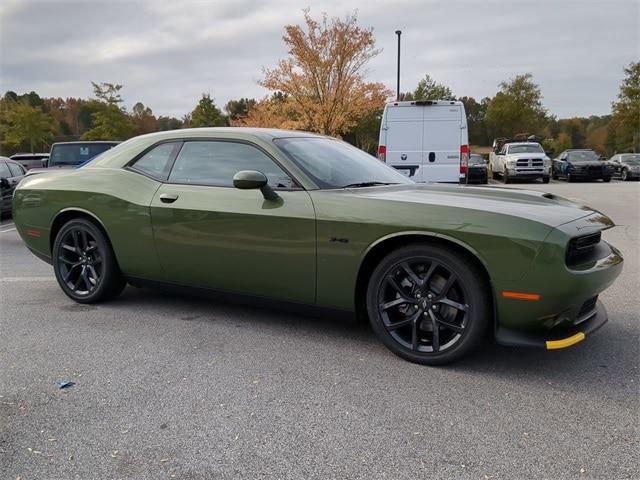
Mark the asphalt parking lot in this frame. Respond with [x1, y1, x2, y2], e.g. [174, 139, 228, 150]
[1, 180, 638, 480]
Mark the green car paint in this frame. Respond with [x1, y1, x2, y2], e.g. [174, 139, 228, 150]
[12, 128, 623, 348]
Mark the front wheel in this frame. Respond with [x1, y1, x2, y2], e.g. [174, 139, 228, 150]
[542, 176, 550, 184]
[366, 244, 490, 365]
[621, 169, 628, 181]
[53, 218, 126, 303]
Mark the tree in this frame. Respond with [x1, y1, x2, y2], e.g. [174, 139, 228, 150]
[412, 75, 455, 101]
[608, 61, 640, 153]
[225, 98, 257, 123]
[131, 102, 158, 134]
[187, 94, 227, 127]
[237, 93, 301, 129]
[82, 82, 135, 140]
[1, 100, 54, 152]
[157, 116, 183, 131]
[485, 73, 547, 138]
[259, 9, 391, 136]
[459, 96, 490, 145]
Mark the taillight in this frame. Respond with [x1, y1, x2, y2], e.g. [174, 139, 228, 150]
[460, 144, 469, 174]
[378, 145, 386, 162]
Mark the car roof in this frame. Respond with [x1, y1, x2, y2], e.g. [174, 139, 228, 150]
[51, 141, 121, 146]
[122, 127, 327, 143]
[10, 153, 49, 157]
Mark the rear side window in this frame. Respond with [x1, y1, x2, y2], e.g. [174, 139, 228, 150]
[0, 161, 10, 178]
[168, 141, 296, 188]
[8, 162, 24, 177]
[131, 142, 180, 180]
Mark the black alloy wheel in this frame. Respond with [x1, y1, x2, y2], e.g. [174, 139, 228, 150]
[367, 244, 490, 365]
[53, 218, 125, 303]
[621, 169, 628, 181]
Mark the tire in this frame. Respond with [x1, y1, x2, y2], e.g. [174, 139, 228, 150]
[602, 177, 611, 183]
[52, 218, 126, 304]
[567, 172, 574, 182]
[503, 173, 511, 184]
[621, 169, 628, 181]
[366, 244, 491, 365]
[542, 176, 550, 184]
[551, 169, 558, 180]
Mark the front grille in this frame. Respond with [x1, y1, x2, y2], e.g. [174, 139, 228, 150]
[516, 158, 544, 168]
[566, 232, 602, 266]
[575, 295, 598, 324]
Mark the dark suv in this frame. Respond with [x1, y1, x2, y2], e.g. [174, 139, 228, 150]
[47, 141, 120, 168]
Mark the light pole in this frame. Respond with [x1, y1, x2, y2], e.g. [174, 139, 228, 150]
[395, 30, 402, 101]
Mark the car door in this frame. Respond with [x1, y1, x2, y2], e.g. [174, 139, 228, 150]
[0, 160, 19, 213]
[421, 104, 462, 182]
[149, 139, 317, 304]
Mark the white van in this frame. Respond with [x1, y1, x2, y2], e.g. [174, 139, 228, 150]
[377, 100, 469, 183]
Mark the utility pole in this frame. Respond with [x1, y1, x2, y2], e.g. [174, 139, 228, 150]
[395, 30, 402, 101]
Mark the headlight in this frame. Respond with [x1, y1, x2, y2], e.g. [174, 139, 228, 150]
[506, 159, 516, 167]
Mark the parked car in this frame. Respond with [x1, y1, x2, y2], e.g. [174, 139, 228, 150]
[489, 137, 550, 183]
[466, 154, 488, 184]
[0, 156, 26, 217]
[26, 141, 120, 177]
[13, 128, 623, 365]
[10, 152, 49, 170]
[552, 149, 613, 182]
[607, 153, 640, 181]
[377, 100, 469, 183]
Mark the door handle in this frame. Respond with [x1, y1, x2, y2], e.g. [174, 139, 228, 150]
[428, 152, 436, 162]
[159, 193, 179, 204]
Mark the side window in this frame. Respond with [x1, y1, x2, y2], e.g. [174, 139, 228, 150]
[0, 161, 10, 178]
[131, 142, 179, 180]
[168, 141, 296, 189]
[8, 162, 24, 177]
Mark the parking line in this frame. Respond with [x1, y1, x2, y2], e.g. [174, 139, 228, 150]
[0, 227, 16, 233]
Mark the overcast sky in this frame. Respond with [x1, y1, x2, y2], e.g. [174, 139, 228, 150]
[1, 0, 638, 119]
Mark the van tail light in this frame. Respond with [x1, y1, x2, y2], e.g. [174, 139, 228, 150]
[378, 145, 386, 162]
[460, 144, 469, 174]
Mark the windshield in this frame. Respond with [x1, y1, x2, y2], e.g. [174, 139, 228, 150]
[49, 143, 117, 167]
[621, 154, 640, 165]
[567, 151, 599, 162]
[508, 144, 543, 154]
[274, 137, 412, 189]
[469, 155, 486, 165]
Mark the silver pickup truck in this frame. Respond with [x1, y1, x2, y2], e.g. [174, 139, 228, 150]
[489, 140, 551, 184]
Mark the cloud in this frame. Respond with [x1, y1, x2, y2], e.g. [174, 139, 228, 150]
[1, 0, 637, 118]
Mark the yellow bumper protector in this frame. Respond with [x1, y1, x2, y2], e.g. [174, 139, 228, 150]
[546, 332, 586, 350]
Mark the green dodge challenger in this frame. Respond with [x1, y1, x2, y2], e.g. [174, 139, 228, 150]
[12, 128, 623, 364]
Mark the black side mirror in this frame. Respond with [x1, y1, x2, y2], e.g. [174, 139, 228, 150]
[0, 178, 9, 189]
[233, 170, 278, 201]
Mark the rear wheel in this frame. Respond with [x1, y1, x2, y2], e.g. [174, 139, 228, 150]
[366, 244, 490, 365]
[603, 177, 611, 183]
[53, 218, 125, 303]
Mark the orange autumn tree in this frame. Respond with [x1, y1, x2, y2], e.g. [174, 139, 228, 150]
[241, 10, 391, 136]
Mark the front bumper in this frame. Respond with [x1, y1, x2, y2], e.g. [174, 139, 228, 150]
[505, 167, 549, 178]
[495, 300, 608, 349]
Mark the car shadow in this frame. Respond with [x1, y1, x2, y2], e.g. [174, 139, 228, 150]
[111, 285, 638, 400]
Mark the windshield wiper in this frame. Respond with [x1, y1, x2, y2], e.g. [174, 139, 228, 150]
[340, 181, 399, 188]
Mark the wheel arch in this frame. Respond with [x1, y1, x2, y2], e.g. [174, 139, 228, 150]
[354, 232, 496, 324]
[49, 208, 110, 254]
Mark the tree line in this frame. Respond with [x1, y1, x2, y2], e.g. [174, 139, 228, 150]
[0, 10, 637, 157]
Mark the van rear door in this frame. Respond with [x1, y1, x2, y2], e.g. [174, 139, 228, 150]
[422, 104, 463, 183]
[382, 104, 423, 181]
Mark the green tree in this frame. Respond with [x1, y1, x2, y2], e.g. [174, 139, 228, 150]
[225, 98, 257, 123]
[157, 116, 183, 131]
[608, 61, 640, 152]
[1, 100, 54, 153]
[82, 82, 135, 140]
[131, 102, 158, 134]
[188, 94, 227, 127]
[485, 73, 547, 138]
[411, 75, 456, 101]
[459, 96, 490, 145]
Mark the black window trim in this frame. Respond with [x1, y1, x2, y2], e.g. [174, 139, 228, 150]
[125, 137, 304, 191]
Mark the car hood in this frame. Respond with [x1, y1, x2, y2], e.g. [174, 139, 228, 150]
[506, 152, 548, 159]
[346, 183, 598, 228]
